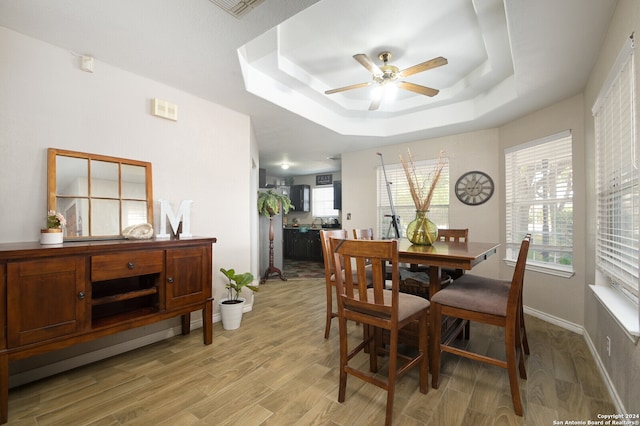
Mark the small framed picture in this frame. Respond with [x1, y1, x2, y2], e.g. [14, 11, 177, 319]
[316, 174, 333, 185]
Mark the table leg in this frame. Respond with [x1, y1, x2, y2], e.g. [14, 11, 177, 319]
[181, 313, 191, 335]
[428, 266, 442, 375]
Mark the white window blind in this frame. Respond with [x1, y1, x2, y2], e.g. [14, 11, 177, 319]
[505, 131, 574, 271]
[312, 186, 338, 217]
[594, 37, 639, 301]
[377, 158, 449, 239]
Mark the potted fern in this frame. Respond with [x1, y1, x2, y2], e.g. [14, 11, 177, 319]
[257, 189, 294, 283]
[219, 268, 259, 330]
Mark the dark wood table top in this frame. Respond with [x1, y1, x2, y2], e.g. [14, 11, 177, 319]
[397, 239, 500, 270]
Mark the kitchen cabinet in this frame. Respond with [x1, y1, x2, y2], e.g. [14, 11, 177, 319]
[283, 228, 322, 261]
[290, 184, 310, 212]
[333, 181, 342, 210]
[0, 237, 216, 424]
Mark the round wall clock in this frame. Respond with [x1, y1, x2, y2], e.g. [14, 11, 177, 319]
[455, 171, 494, 205]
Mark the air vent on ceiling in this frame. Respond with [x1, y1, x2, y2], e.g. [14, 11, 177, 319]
[208, 0, 265, 18]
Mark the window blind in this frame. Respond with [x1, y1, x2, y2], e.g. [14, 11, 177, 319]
[377, 158, 449, 239]
[505, 130, 574, 270]
[312, 186, 338, 217]
[594, 37, 639, 300]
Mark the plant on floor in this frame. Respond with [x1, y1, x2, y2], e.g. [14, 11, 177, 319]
[257, 189, 294, 283]
[220, 268, 258, 304]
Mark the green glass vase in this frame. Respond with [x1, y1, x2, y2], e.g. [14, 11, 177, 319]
[406, 210, 438, 245]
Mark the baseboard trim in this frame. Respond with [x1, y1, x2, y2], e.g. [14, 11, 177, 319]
[524, 305, 626, 414]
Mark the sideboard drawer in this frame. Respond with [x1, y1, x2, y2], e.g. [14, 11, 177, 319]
[91, 250, 163, 281]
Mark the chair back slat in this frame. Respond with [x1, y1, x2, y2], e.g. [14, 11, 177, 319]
[437, 228, 468, 242]
[331, 238, 399, 322]
[320, 229, 348, 275]
[352, 228, 374, 240]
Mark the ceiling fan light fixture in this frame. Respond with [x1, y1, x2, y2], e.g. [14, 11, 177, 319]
[280, 163, 290, 170]
[208, 0, 265, 18]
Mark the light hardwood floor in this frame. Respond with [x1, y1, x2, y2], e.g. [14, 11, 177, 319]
[7, 278, 615, 425]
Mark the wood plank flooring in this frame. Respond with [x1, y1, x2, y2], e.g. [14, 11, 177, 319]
[7, 278, 615, 425]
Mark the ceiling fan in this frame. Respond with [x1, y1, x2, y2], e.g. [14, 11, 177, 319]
[324, 51, 447, 111]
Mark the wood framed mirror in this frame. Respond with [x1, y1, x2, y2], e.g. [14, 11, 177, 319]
[47, 148, 153, 240]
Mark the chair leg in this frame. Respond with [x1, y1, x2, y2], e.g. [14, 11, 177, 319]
[338, 315, 348, 403]
[385, 328, 399, 426]
[431, 304, 442, 388]
[521, 306, 530, 355]
[324, 283, 334, 339]
[419, 312, 429, 394]
[505, 325, 524, 416]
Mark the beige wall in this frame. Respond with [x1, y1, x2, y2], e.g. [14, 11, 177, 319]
[499, 94, 586, 326]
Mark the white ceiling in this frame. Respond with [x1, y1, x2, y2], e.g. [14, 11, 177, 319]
[0, 0, 617, 177]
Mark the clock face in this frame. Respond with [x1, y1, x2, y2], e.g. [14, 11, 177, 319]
[455, 171, 494, 205]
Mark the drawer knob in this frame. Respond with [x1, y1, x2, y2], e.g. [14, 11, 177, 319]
[127, 262, 135, 269]
[78, 291, 85, 300]
[167, 277, 174, 283]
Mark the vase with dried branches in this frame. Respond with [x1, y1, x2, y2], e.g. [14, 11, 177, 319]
[400, 149, 447, 245]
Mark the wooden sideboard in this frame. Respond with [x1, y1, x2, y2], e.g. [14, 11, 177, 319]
[0, 236, 216, 424]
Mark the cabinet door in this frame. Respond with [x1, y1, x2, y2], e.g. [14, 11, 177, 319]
[291, 185, 310, 212]
[7, 257, 86, 347]
[165, 245, 211, 310]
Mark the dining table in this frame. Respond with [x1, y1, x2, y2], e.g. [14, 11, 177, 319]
[396, 238, 500, 373]
[397, 239, 500, 298]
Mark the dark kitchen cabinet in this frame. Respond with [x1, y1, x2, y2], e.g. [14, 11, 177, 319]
[283, 229, 322, 261]
[290, 185, 310, 212]
[333, 181, 342, 210]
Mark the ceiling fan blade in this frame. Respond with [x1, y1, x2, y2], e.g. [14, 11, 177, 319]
[325, 82, 372, 95]
[369, 89, 382, 111]
[398, 56, 448, 77]
[353, 53, 383, 75]
[398, 81, 439, 97]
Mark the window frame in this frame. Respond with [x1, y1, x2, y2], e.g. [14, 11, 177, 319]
[593, 36, 639, 305]
[504, 130, 575, 278]
[312, 185, 339, 218]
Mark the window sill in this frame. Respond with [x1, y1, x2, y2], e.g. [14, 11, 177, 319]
[589, 285, 640, 343]
[503, 258, 574, 278]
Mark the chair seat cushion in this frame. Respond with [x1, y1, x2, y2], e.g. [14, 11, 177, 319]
[363, 288, 430, 321]
[430, 274, 511, 316]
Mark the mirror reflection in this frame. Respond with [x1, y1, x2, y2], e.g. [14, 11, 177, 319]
[48, 148, 153, 240]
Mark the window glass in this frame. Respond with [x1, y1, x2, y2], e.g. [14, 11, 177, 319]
[313, 186, 338, 217]
[505, 131, 574, 272]
[593, 41, 639, 301]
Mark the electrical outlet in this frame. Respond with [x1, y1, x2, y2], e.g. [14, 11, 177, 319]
[606, 336, 611, 357]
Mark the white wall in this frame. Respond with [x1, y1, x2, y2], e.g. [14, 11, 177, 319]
[0, 27, 255, 381]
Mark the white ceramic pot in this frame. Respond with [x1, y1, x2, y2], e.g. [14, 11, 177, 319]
[219, 298, 245, 330]
[40, 228, 63, 245]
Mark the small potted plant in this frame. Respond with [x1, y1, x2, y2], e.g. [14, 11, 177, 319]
[40, 210, 66, 245]
[219, 268, 259, 330]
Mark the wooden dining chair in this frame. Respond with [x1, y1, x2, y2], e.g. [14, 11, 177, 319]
[436, 228, 469, 280]
[319, 229, 349, 339]
[330, 237, 429, 426]
[430, 234, 531, 416]
[352, 228, 374, 240]
[436, 228, 468, 242]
